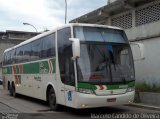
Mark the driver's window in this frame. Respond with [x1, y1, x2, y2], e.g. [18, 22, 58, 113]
[57, 27, 75, 86]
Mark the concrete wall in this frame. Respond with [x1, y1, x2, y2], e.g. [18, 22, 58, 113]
[131, 37, 160, 91]
[122, 1, 160, 91]
[125, 20, 160, 41]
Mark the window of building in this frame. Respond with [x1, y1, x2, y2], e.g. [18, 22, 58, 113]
[111, 12, 132, 29]
[136, 3, 160, 26]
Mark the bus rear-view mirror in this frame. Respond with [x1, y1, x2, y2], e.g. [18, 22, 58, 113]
[130, 42, 145, 61]
[69, 38, 80, 60]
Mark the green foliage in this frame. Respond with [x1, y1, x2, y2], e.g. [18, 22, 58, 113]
[136, 83, 160, 93]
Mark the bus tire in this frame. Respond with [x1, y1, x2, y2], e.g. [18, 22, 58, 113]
[12, 83, 17, 97]
[9, 83, 16, 97]
[8, 82, 10, 90]
[48, 88, 59, 111]
[9, 84, 13, 96]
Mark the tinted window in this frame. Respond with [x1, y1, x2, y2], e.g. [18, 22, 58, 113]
[15, 47, 23, 63]
[5, 52, 10, 65]
[23, 44, 32, 62]
[3, 52, 7, 65]
[31, 39, 42, 61]
[57, 27, 75, 86]
[41, 33, 55, 58]
[3, 34, 55, 65]
[9, 49, 16, 64]
[74, 26, 128, 43]
[4, 50, 16, 65]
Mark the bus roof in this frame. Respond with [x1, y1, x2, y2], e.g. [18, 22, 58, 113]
[4, 23, 123, 53]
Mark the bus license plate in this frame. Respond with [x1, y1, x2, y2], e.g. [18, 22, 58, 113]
[107, 98, 116, 102]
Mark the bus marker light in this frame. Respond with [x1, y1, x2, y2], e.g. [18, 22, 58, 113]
[81, 104, 87, 107]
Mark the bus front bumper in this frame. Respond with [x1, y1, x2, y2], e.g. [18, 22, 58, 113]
[74, 91, 135, 109]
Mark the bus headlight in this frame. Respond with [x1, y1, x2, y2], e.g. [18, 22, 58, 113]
[78, 88, 94, 94]
[126, 87, 135, 92]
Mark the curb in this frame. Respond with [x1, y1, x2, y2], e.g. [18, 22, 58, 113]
[126, 103, 160, 111]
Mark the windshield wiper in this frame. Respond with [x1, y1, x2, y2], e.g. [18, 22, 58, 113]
[107, 45, 128, 83]
[117, 64, 127, 83]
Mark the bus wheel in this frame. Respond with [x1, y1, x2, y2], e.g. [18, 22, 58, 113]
[48, 88, 59, 111]
[8, 82, 10, 90]
[9, 83, 16, 97]
[12, 83, 16, 97]
[9, 84, 13, 96]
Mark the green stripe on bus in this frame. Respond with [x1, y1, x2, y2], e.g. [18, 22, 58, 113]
[40, 60, 50, 74]
[78, 81, 135, 90]
[106, 82, 135, 90]
[23, 62, 39, 74]
[2, 58, 56, 74]
[78, 82, 97, 90]
[128, 81, 135, 87]
[2, 67, 12, 74]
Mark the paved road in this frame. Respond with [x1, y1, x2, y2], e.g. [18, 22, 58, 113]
[0, 85, 160, 119]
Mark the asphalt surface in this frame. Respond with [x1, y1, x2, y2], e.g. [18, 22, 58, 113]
[0, 85, 160, 119]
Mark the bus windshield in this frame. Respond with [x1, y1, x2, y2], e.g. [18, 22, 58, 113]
[74, 26, 135, 84]
[73, 26, 128, 43]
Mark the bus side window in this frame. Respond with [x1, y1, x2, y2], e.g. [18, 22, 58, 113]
[15, 47, 23, 63]
[7, 51, 11, 65]
[31, 39, 42, 61]
[5, 52, 9, 65]
[10, 50, 15, 64]
[49, 34, 56, 57]
[23, 44, 31, 62]
[41, 33, 55, 58]
[57, 27, 75, 86]
[8, 49, 16, 64]
[3, 52, 6, 65]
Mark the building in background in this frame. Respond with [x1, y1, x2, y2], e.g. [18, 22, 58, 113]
[71, 0, 160, 106]
[0, 30, 39, 77]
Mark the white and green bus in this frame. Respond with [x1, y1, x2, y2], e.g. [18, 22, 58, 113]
[2, 23, 135, 110]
